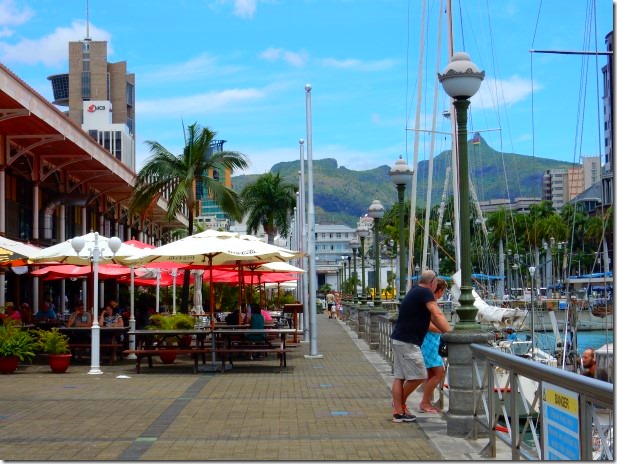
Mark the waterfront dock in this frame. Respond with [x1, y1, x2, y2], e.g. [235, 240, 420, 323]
[0, 313, 511, 461]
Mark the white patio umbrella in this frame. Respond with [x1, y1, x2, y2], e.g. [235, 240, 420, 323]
[30, 232, 141, 265]
[125, 229, 299, 267]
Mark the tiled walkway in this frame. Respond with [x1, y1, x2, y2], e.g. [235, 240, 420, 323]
[0, 314, 505, 461]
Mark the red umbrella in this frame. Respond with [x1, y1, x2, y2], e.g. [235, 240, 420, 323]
[31, 263, 131, 280]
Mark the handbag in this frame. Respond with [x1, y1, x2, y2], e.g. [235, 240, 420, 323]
[438, 336, 448, 357]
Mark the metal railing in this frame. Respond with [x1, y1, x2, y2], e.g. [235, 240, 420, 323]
[470, 343, 614, 460]
[377, 314, 393, 365]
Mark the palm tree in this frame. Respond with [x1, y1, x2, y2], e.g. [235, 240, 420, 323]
[129, 122, 249, 312]
[240, 172, 296, 244]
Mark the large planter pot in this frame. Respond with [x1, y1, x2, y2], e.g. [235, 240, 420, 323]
[159, 350, 177, 364]
[0, 355, 20, 374]
[48, 354, 72, 374]
[178, 335, 193, 349]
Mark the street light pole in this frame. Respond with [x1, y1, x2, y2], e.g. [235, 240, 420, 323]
[304, 83, 321, 359]
[367, 200, 385, 307]
[356, 226, 369, 305]
[350, 239, 359, 303]
[439, 51, 486, 437]
[390, 156, 413, 301]
[71, 233, 122, 375]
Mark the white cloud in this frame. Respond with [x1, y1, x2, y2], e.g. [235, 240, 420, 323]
[319, 57, 397, 72]
[259, 47, 308, 67]
[139, 53, 244, 84]
[0, 0, 33, 27]
[473, 75, 539, 110]
[137, 88, 266, 117]
[0, 20, 112, 67]
[233, 0, 257, 19]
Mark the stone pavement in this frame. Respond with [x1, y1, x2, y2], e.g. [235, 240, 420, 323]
[0, 314, 509, 461]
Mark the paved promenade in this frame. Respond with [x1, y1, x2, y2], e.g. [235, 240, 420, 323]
[0, 314, 507, 461]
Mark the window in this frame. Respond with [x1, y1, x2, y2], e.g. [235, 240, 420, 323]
[336, 233, 342, 238]
[81, 71, 91, 99]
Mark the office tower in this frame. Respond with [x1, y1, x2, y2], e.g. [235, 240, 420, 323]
[48, 39, 136, 170]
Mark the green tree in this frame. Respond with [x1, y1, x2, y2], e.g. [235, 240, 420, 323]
[240, 172, 297, 244]
[129, 122, 249, 312]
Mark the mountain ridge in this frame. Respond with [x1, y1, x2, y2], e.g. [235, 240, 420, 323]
[232, 135, 575, 227]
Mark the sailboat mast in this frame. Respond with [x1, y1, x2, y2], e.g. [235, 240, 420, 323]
[406, 0, 427, 288]
[446, 0, 461, 271]
[420, 0, 445, 272]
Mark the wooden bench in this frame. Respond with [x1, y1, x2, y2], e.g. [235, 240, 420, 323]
[69, 343, 124, 365]
[123, 346, 295, 373]
[123, 349, 213, 374]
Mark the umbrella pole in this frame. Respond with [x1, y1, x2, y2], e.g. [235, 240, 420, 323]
[127, 265, 137, 360]
[202, 255, 229, 372]
[172, 269, 177, 314]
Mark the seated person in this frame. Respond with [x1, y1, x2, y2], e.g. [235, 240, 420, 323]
[245, 303, 266, 342]
[20, 303, 32, 324]
[505, 327, 517, 341]
[99, 306, 125, 351]
[260, 306, 274, 323]
[68, 303, 92, 327]
[99, 305, 124, 327]
[225, 304, 247, 325]
[35, 301, 57, 321]
[581, 348, 610, 381]
[1, 302, 22, 324]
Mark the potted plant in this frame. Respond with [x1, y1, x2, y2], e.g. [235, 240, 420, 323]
[146, 313, 196, 363]
[36, 328, 72, 373]
[0, 322, 37, 374]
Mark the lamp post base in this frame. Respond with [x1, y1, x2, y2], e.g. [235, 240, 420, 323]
[88, 368, 104, 375]
[304, 354, 324, 359]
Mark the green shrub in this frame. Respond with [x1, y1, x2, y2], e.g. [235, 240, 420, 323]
[0, 324, 37, 362]
[36, 328, 71, 355]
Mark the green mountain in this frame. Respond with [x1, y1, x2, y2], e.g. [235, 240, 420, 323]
[232, 135, 575, 227]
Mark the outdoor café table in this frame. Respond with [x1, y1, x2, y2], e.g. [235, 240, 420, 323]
[32, 319, 65, 330]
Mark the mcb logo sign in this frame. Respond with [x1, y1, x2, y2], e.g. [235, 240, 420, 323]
[87, 104, 107, 113]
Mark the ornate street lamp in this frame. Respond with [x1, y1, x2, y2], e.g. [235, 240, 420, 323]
[367, 199, 385, 307]
[438, 51, 484, 329]
[350, 238, 360, 303]
[356, 226, 369, 305]
[389, 156, 413, 301]
[71, 233, 122, 375]
[439, 51, 485, 438]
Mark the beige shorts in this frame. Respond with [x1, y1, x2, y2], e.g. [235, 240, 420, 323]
[392, 339, 427, 381]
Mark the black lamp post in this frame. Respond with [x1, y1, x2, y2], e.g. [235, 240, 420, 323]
[389, 156, 413, 301]
[350, 238, 359, 303]
[367, 200, 385, 307]
[356, 226, 369, 305]
[438, 51, 484, 329]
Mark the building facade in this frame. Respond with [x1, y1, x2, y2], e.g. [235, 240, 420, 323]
[195, 140, 233, 230]
[48, 39, 136, 170]
[601, 30, 613, 206]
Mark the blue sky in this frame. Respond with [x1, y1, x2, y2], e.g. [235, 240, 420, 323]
[0, 0, 613, 175]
